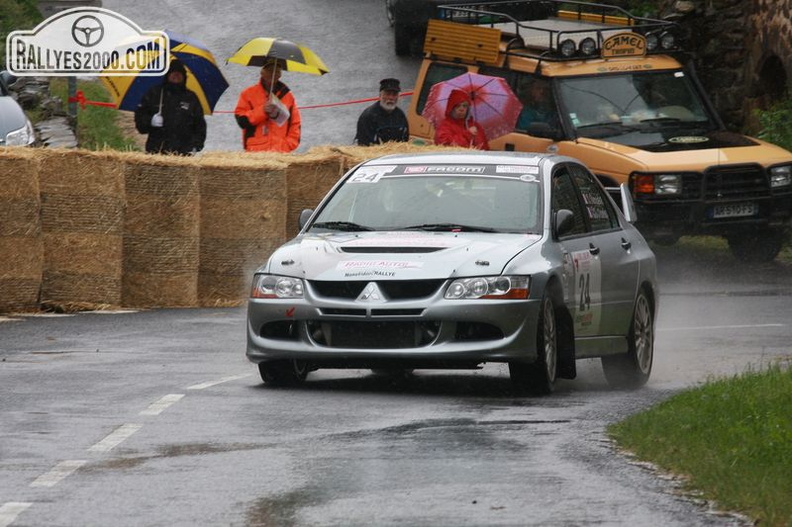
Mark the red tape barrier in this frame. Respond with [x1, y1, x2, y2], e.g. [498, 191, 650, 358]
[67, 90, 118, 109]
[68, 89, 414, 113]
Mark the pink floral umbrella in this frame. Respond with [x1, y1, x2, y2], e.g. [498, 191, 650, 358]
[421, 72, 523, 140]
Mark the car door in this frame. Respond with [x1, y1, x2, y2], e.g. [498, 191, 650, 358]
[551, 166, 603, 338]
[567, 163, 641, 336]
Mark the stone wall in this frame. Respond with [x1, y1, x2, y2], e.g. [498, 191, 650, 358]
[660, 0, 792, 133]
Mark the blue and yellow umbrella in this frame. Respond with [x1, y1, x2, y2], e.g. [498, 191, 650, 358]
[101, 30, 229, 115]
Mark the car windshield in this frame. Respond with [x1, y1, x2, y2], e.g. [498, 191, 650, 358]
[309, 165, 542, 234]
[557, 70, 718, 145]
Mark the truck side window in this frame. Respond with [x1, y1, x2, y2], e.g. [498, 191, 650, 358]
[416, 63, 468, 114]
[515, 77, 558, 131]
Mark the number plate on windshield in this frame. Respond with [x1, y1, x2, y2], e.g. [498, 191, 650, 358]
[710, 202, 758, 219]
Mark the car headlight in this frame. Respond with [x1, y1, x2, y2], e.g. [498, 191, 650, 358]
[769, 165, 792, 188]
[444, 276, 530, 300]
[5, 120, 35, 146]
[251, 274, 304, 299]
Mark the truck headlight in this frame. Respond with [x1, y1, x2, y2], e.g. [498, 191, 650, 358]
[632, 173, 682, 196]
[251, 274, 304, 299]
[769, 165, 792, 188]
[655, 174, 682, 195]
[445, 276, 530, 300]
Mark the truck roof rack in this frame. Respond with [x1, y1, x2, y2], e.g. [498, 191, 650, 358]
[431, 0, 681, 62]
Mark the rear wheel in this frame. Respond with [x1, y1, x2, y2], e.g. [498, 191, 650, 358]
[727, 229, 785, 263]
[258, 360, 309, 386]
[510, 294, 557, 395]
[602, 290, 653, 389]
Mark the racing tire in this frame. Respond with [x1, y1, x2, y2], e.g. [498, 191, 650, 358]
[258, 360, 309, 386]
[727, 229, 785, 263]
[509, 294, 558, 396]
[602, 290, 653, 390]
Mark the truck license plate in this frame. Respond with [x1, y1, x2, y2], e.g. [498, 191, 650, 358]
[710, 202, 758, 219]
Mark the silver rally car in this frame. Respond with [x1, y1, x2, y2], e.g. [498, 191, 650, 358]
[247, 151, 657, 394]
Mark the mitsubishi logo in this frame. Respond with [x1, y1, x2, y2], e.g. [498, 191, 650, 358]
[357, 282, 387, 303]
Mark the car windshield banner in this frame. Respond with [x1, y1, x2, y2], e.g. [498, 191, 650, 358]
[6, 7, 168, 76]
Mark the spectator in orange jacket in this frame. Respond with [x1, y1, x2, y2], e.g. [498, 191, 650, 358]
[434, 89, 489, 150]
[234, 58, 301, 152]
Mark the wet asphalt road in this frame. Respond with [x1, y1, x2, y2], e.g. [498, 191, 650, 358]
[100, 0, 423, 153]
[2, 2, 791, 525]
[2, 248, 790, 526]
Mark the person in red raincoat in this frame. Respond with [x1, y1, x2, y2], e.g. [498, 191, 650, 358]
[433, 89, 489, 150]
[234, 58, 301, 152]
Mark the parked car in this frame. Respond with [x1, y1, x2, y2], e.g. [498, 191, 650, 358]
[0, 70, 35, 147]
[386, 0, 553, 55]
[246, 151, 658, 394]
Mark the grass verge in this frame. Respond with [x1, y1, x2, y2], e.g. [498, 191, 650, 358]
[48, 78, 141, 151]
[608, 365, 792, 526]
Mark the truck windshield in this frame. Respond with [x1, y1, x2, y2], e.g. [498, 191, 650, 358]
[556, 70, 719, 144]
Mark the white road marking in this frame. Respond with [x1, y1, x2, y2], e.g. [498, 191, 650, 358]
[0, 503, 32, 527]
[186, 373, 252, 390]
[139, 394, 185, 416]
[29, 460, 86, 488]
[88, 424, 142, 453]
[658, 323, 785, 332]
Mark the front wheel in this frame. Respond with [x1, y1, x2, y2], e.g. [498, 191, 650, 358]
[727, 229, 785, 263]
[258, 360, 309, 386]
[602, 290, 653, 389]
[510, 294, 557, 395]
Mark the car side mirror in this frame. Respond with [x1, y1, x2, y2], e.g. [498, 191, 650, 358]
[299, 209, 314, 231]
[554, 209, 575, 238]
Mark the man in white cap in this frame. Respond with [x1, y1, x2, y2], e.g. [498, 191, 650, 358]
[355, 77, 409, 146]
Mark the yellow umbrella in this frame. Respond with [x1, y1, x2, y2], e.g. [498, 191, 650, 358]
[227, 37, 329, 75]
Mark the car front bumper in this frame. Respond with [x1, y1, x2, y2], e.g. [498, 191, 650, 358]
[246, 295, 542, 367]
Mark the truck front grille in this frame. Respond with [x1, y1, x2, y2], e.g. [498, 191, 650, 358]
[704, 165, 768, 200]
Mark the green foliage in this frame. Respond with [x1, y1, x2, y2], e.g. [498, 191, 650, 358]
[609, 365, 792, 526]
[755, 97, 792, 152]
[49, 78, 140, 151]
[0, 0, 43, 68]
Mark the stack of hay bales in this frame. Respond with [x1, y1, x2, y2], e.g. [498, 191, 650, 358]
[122, 152, 200, 308]
[283, 147, 345, 236]
[197, 152, 289, 306]
[37, 149, 125, 310]
[0, 148, 42, 313]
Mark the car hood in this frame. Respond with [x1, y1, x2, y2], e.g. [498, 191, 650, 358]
[0, 96, 28, 138]
[266, 231, 543, 280]
[571, 133, 792, 174]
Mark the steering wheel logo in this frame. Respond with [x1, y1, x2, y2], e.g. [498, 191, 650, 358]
[71, 15, 105, 47]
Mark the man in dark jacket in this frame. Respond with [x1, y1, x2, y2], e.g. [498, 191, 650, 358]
[354, 78, 409, 146]
[134, 59, 206, 154]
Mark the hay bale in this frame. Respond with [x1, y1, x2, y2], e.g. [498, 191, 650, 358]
[283, 149, 345, 236]
[0, 148, 42, 313]
[198, 155, 289, 305]
[36, 149, 125, 307]
[122, 154, 201, 307]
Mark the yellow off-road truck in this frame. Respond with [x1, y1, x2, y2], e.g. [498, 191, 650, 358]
[406, 0, 792, 261]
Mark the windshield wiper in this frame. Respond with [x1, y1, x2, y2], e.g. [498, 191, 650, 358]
[400, 223, 498, 233]
[311, 221, 373, 232]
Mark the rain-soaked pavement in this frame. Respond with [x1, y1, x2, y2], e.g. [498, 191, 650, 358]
[1, 2, 790, 525]
[2, 247, 789, 526]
